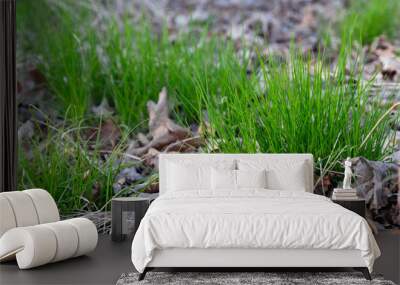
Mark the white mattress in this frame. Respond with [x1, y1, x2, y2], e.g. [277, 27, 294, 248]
[131, 190, 380, 273]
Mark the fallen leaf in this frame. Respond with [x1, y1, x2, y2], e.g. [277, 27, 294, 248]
[137, 132, 150, 146]
[28, 67, 47, 85]
[86, 118, 121, 151]
[129, 87, 191, 156]
[142, 148, 160, 169]
[163, 136, 204, 152]
[351, 156, 399, 226]
[366, 37, 400, 82]
[112, 166, 143, 194]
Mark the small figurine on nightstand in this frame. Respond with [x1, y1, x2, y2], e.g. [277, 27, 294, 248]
[332, 158, 358, 200]
[332, 158, 366, 217]
[331, 158, 366, 217]
[343, 157, 352, 189]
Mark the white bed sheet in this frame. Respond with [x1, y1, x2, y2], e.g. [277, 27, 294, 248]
[131, 190, 380, 273]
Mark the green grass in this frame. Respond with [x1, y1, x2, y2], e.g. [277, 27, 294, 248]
[17, 0, 237, 127]
[16, 0, 398, 210]
[97, 18, 239, 127]
[17, 0, 106, 120]
[196, 44, 397, 170]
[17, 119, 135, 214]
[341, 0, 400, 44]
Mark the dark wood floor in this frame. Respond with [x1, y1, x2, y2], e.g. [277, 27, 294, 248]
[374, 230, 400, 285]
[0, 234, 133, 285]
[1, 231, 398, 285]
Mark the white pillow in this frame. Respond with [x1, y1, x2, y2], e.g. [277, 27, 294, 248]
[236, 169, 267, 189]
[166, 159, 236, 192]
[211, 168, 267, 190]
[238, 159, 307, 191]
[211, 168, 236, 190]
[167, 162, 211, 191]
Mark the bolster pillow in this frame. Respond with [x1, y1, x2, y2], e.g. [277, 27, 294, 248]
[0, 218, 98, 269]
[0, 189, 60, 237]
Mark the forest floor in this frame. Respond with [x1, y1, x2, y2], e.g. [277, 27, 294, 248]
[16, 0, 400, 229]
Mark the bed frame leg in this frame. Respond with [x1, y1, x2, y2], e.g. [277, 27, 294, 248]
[138, 268, 148, 281]
[354, 267, 371, 280]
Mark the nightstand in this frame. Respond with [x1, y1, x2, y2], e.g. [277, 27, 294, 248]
[332, 198, 366, 218]
[111, 197, 152, 242]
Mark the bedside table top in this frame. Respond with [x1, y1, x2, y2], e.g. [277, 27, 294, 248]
[112, 197, 151, 202]
[331, 197, 365, 202]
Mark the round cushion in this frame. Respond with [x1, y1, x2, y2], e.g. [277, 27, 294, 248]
[0, 196, 16, 237]
[42, 221, 79, 262]
[0, 192, 39, 227]
[0, 218, 98, 269]
[0, 189, 59, 238]
[65, 218, 98, 257]
[23, 189, 59, 224]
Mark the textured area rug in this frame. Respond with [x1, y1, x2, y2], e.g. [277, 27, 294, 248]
[116, 272, 395, 285]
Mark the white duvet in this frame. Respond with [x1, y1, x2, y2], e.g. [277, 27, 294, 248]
[131, 190, 380, 273]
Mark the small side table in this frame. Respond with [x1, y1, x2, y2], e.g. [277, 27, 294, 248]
[111, 197, 151, 242]
[332, 198, 366, 218]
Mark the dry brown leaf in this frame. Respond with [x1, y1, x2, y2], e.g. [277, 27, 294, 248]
[367, 37, 400, 82]
[28, 67, 47, 85]
[137, 132, 150, 146]
[86, 118, 121, 151]
[351, 157, 399, 227]
[145, 182, 159, 194]
[142, 148, 161, 169]
[163, 136, 204, 153]
[130, 87, 191, 156]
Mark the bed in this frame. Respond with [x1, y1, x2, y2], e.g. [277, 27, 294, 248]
[131, 154, 380, 280]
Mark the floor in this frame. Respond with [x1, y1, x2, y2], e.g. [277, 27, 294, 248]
[374, 230, 400, 284]
[0, 234, 133, 285]
[1, 231, 399, 285]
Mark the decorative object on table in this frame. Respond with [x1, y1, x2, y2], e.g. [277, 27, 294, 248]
[116, 271, 394, 285]
[332, 198, 366, 218]
[332, 188, 358, 200]
[343, 157, 353, 190]
[0, 189, 98, 269]
[111, 197, 152, 242]
[331, 157, 358, 200]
